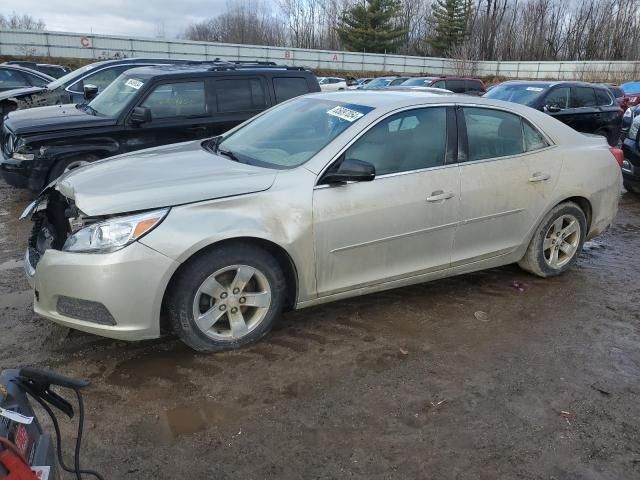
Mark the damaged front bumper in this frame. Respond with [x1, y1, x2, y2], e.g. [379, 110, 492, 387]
[23, 189, 179, 341]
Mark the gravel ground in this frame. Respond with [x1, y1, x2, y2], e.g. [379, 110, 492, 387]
[1, 179, 639, 479]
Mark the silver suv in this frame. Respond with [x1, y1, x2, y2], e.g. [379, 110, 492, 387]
[23, 91, 621, 351]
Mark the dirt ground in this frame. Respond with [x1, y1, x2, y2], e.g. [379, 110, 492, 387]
[1, 178, 639, 479]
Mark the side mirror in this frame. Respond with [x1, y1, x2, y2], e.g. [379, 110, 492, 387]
[321, 158, 375, 185]
[130, 106, 152, 125]
[544, 104, 562, 113]
[83, 84, 99, 100]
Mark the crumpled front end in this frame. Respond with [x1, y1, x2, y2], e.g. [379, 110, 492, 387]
[24, 188, 179, 341]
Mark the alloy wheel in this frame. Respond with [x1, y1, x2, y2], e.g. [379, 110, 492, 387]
[543, 214, 581, 269]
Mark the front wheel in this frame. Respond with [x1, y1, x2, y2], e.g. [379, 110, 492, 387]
[518, 202, 587, 278]
[166, 244, 287, 352]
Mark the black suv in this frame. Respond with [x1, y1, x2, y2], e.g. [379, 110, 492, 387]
[485, 81, 622, 146]
[0, 58, 205, 121]
[1, 63, 320, 192]
[621, 114, 640, 194]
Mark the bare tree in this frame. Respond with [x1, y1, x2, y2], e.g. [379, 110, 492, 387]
[0, 12, 45, 30]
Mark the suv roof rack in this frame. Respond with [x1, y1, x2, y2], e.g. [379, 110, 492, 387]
[207, 64, 306, 71]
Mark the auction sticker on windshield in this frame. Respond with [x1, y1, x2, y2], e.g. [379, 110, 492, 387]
[125, 78, 144, 90]
[327, 105, 366, 122]
[526, 87, 544, 92]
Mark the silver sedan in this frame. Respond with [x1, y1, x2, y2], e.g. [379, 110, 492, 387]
[23, 91, 622, 351]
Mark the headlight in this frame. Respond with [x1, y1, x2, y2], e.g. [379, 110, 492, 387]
[12, 152, 35, 161]
[629, 118, 640, 140]
[63, 208, 169, 253]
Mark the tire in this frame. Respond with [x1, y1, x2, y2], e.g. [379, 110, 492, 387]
[518, 202, 587, 278]
[624, 181, 640, 194]
[47, 155, 98, 184]
[166, 243, 287, 352]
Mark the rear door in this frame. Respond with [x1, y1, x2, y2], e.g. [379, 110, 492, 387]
[452, 106, 543, 265]
[570, 86, 599, 134]
[211, 76, 271, 134]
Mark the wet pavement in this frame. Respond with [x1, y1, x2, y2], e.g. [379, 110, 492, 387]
[0, 179, 639, 479]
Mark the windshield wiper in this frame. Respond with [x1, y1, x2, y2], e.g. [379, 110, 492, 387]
[218, 148, 241, 163]
[76, 103, 98, 116]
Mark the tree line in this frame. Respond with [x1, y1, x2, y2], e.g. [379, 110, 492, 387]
[183, 0, 640, 62]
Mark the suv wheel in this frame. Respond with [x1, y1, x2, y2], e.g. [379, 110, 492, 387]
[518, 202, 587, 278]
[167, 244, 287, 352]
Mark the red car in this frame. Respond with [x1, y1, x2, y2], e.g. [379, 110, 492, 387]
[399, 76, 487, 96]
[620, 82, 640, 109]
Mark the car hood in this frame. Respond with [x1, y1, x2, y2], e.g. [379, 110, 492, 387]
[54, 141, 278, 216]
[0, 86, 48, 102]
[5, 104, 115, 135]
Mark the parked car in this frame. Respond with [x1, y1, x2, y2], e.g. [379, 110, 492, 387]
[622, 104, 639, 137]
[0, 64, 54, 93]
[360, 76, 399, 89]
[0, 57, 207, 120]
[620, 114, 640, 194]
[22, 91, 621, 351]
[484, 81, 623, 146]
[348, 78, 373, 89]
[1, 63, 320, 192]
[619, 81, 640, 109]
[401, 76, 487, 96]
[318, 77, 347, 91]
[4, 61, 71, 79]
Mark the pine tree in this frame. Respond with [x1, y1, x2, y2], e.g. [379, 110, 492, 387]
[336, 0, 406, 54]
[428, 0, 472, 56]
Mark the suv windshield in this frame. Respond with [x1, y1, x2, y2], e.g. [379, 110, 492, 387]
[212, 98, 374, 169]
[47, 62, 102, 90]
[87, 73, 148, 117]
[484, 84, 551, 105]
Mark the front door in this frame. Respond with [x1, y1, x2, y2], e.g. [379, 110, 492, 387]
[122, 79, 214, 154]
[313, 106, 460, 296]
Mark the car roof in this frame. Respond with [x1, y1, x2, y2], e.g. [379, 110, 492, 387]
[500, 80, 607, 89]
[122, 63, 314, 78]
[0, 64, 54, 80]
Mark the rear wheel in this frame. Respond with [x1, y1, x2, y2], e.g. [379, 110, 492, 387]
[518, 202, 587, 278]
[166, 244, 287, 352]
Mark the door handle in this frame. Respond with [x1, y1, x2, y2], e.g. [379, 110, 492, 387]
[528, 172, 551, 182]
[426, 190, 455, 202]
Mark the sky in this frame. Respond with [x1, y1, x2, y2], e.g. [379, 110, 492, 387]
[1, 0, 231, 38]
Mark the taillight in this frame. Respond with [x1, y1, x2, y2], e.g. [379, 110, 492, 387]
[609, 147, 624, 167]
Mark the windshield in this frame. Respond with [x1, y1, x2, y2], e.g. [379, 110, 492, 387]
[87, 73, 147, 117]
[47, 62, 102, 89]
[484, 84, 550, 105]
[402, 78, 434, 87]
[213, 98, 374, 169]
[621, 82, 640, 94]
[366, 78, 393, 88]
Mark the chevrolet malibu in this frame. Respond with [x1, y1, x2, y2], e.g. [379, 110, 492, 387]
[22, 91, 622, 352]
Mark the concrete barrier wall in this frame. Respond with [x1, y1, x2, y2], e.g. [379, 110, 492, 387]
[1, 28, 639, 80]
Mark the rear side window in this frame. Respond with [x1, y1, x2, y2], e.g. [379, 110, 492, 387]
[216, 78, 267, 112]
[544, 87, 570, 109]
[571, 87, 597, 108]
[466, 80, 485, 93]
[141, 81, 207, 119]
[25, 72, 48, 87]
[595, 88, 613, 106]
[446, 79, 467, 93]
[523, 121, 548, 151]
[273, 77, 309, 103]
[463, 107, 524, 161]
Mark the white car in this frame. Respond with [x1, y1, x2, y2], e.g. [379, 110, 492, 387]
[24, 91, 622, 351]
[319, 77, 347, 91]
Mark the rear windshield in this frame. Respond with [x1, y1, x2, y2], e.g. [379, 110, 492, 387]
[484, 84, 550, 105]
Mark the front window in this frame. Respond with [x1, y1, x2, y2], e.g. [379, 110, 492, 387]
[142, 81, 207, 118]
[484, 84, 551, 106]
[212, 98, 374, 169]
[87, 73, 149, 118]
